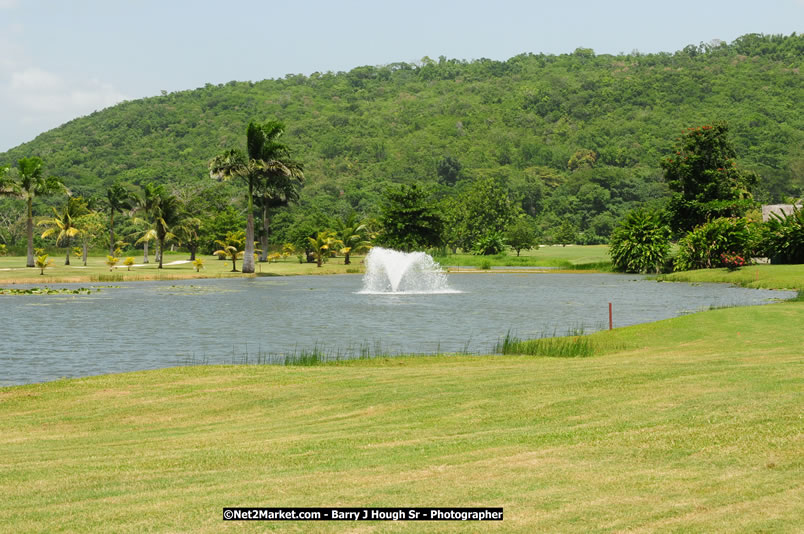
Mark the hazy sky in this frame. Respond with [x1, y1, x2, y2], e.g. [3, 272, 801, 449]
[0, 0, 801, 152]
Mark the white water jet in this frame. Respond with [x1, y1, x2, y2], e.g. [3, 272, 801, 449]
[360, 247, 458, 294]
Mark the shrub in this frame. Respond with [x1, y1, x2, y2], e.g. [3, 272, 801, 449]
[674, 217, 754, 271]
[472, 232, 506, 255]
[105, 255, 120, 271]
[609, 209, 671, 274]
[762, 205, 804, 264]
[720, 252, 747, 271]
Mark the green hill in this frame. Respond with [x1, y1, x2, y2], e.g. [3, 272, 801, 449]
[1, 33, 802, 243]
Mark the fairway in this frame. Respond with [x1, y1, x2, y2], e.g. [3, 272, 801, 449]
[0, 253, 366, 284]
[0, 246, 612, 285]
[1, 297, 801, 532]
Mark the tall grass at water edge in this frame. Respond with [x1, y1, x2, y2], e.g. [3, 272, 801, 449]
[178, 329, 607, 369]
[495, 328, 597, 357]
[177, 341, 463, 368]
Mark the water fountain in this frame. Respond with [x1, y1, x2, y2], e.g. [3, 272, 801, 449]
[360, 247, 457, 294]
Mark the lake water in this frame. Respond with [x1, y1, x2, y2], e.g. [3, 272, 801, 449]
[1, 273, 795, 386]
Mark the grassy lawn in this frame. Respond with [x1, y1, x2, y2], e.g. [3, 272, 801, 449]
[657, 264, 804, 291]
[435, 244, 611, 269]
[1, 287, 801, 531]
[0, 253, 366, 284]
[0, 246, 613, 283]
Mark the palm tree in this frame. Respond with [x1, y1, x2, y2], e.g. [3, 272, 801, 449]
[153, 192, 184, 269]
[209, 121, 303, 273]
[130, 183, 163, 263]
[173, 215, 202, 260]
[135, 189, 183, 269]
[307, 230, 342, 268]
[255, 139, 304, 260]
[213, 231, 246, 272]
[35, 254, 54, 275]
[39, 196, 89, 265]
[0, 157, 65, 267]
[105, 183, 131, 255]
[75, 211, 105, 266]
[334, 212, 372, 265]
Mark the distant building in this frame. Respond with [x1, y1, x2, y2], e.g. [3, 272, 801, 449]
[762, 204, 802, 222]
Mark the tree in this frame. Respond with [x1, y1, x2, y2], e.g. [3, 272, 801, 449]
[130, 182, 163, 263]
[436, 156, 462, 186]
[568, 149, 597, 171]
[134, 187, 183, 269]
[452, 178, 520, 252]
[74, 211, 106, 266]
[39, 196, 90, 265]
[307, 230, 342, 267]
[376, 183, 444, 252]
[105, 255, 120, 271]
[333, 212, 371, 265]
[254, 123, 304, 261]
[0, 157, 65, 267]
[554, 220, 577, 246]
[213, 231, 246, 272]
[104, 183, 131, 256]
[609, 209, 671, 273]
[35, 254, 53, 275]
[174, 216, 202, 260]
[210, 120, 303, 273]
[149, 190, 184, 269]
[505, 217, 539, 256]
[662, 123, 758, 233]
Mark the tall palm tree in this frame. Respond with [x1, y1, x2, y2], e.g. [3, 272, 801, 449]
[209, 121, 303, 273]
[130, 182, 163, 263]
[39, 196, 90, 265]
[154, 192, 182, 269]
[0, 157, 65, 267]
[135, 188, 183, 269]
[334, 212, 372, 265]
[105, 183, 131, 256]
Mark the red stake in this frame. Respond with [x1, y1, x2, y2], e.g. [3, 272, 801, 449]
[609, 302, 613, 330]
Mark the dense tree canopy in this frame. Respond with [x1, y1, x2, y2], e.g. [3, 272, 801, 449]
[0, 33, 801, 256]
[376, 183, 444, 251]
[662, 123, 758, 233]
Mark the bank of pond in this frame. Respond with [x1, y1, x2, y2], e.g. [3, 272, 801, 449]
[1, 271, 796, 387]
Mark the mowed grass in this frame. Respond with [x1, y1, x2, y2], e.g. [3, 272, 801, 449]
[0, 245, 612, 283]
[436, 244, 611, 270]
[1, 296, 802, 532]
[0, 253, 365, 284]
[658, 263, 804, 291]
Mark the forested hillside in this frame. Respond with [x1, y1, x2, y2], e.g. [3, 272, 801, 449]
[1, 33, 802, 246]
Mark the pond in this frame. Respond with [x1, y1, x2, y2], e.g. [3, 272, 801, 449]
[1, 273, 795, 386]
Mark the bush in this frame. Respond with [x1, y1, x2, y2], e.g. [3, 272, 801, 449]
[720, 252, 747, 271]
[674, 217, 755, 271]
[762, 206, 804, 264]
[472, 232, 506, 255]
[609, 209, 671, 274]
